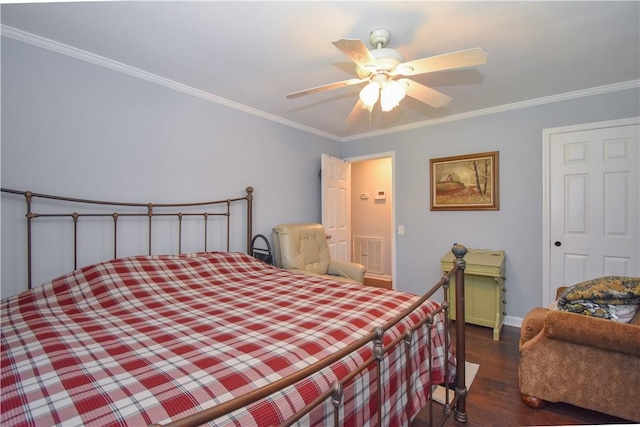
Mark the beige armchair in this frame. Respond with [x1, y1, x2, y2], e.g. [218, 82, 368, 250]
[271, 223, 366, 285]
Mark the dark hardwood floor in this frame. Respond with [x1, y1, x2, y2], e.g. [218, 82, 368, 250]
[412, 323, 633, 427]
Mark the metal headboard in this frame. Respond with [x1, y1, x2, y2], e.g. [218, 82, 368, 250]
[1, 187, 254, 289]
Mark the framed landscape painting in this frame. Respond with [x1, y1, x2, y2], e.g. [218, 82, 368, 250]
[430, 151, 499, 211]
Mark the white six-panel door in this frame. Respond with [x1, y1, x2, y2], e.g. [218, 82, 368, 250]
[321, 154, 351, 262]
[543, 118, 639, 306]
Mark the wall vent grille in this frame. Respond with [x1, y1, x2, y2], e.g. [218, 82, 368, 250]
[352, 236, 383, 274]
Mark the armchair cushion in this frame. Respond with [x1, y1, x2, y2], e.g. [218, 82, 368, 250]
[271, 223, 366, 284]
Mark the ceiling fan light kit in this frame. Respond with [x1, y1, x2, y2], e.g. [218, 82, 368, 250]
[359, 72, 407, 112]
[286, 28, 488, 120]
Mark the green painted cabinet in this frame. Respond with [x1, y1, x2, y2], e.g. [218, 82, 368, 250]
[440, 248, 506, 340]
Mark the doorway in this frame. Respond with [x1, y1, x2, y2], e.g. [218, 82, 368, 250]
[347, 152, 395, 289]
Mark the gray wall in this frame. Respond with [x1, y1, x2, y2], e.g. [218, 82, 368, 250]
[1, 38, 340, 297]
[341, 88, 640, 323]
[2, 35, 639, 323]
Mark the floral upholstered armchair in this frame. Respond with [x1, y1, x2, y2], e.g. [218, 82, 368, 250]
[519, 276, 640, 422]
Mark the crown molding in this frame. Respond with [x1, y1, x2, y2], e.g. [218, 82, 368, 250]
[341, 80, 640, 142]
[3, 25, 637, 143]
[1, 25, 341, 142]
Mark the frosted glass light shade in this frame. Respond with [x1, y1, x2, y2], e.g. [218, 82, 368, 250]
[359, 82, 379, 111]
[380, 80, 406, 112]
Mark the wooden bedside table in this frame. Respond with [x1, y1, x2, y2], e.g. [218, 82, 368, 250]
[441, 248, 506, 340]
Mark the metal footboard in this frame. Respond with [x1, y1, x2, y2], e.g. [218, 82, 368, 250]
[158, 245, 468, 427]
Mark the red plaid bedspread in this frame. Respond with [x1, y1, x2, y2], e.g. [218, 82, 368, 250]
[1, 252, 452, 426]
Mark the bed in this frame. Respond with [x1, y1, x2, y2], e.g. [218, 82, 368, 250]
[0, 187, 470, 427]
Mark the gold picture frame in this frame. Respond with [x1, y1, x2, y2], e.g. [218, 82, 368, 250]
[430, 151, 499, 211]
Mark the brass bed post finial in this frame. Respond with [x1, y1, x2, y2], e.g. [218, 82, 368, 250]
[451, 243, 468, 423]
[452, 243, 467, 267]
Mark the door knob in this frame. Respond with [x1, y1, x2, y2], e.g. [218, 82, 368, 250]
[554, 241, 562, 247]
[326, 234, 332, 239]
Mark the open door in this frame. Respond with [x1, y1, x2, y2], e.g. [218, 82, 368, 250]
[321, 154, 351, 262]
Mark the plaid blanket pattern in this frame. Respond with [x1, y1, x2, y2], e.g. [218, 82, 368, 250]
[1, 252, 451, 426]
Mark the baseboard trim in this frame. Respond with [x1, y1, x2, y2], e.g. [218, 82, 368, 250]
[505, 315, 523, 328]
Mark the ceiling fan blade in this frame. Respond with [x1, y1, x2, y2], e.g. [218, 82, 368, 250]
[401, 78, 452, 109]
[332, 39, 380, 70]
[393, 48, 488, 77]
[286, 78, 365, 99]
[346, 99, 366, 123]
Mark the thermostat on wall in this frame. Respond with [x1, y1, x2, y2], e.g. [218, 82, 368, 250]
[374, 190, 386, 200]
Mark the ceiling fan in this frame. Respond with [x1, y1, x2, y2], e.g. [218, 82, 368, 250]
[286, 28, 488, 121]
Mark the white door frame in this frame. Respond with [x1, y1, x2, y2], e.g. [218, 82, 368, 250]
[542, 117, 640, 306]
[345, 151, 396, 286]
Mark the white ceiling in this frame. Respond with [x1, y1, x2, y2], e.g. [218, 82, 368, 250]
[2, 1, 639, 141]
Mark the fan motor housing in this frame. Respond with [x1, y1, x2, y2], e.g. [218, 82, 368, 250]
[356, 47, 404, 79]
